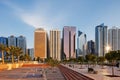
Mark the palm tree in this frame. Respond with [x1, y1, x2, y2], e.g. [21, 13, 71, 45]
[5, 47, 10, 62]
[15, 47, 23, 63]
[9, 46, 16, 63]
[0, 44, 6, 64]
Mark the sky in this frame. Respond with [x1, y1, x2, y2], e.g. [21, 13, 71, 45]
[0, 0, 120, 48]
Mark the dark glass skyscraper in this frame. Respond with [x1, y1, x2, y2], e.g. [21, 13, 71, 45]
[87, 40, 95, 54]
[0, 37, 8, 58]
[63, 26, 76, 60]
[17, 35, 27, 54]
[95, 23, 107, 56]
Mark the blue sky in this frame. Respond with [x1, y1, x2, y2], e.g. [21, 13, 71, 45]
[0, 0, 120, 48]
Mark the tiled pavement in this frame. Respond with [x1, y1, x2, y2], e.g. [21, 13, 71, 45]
[0, 66, 65, 80]
[45, 67, 65, 80]
[63, 64, 120, 80]
[0, 67, 45, 80]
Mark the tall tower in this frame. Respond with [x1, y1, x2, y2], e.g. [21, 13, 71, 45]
[63, 26, 76, 60]
[17, 35, 26, 54]
[95, 23, 107, 56]
[77, 30, 87, 57]
[34, 28, 47, 60]
[50, 30, 61, 61]
[108, 27, 120, 51]
[8, 35, 17, 47]
[87, 40, 95, 55]
[0, 37, 8, 58]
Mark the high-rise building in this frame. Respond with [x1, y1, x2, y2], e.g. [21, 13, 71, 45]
[17, 36, 26, 54]
[0, 37, 8, 58]
[95, 23, 107, 56]
[34, 28, 47, 60]
[63, 26, 76, 60]
[77, 31, 87, 57]
[0, 37, 8, 46]
[50, 30, 61, 61]
[28, 48, 34, 60]
[108, 27, 120, 51]
[87, 40, 95, 55]
[8, 35, 17, 47]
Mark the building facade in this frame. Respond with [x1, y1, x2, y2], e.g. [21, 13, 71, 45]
[34, 28, 47, 60]
[50, 30, 61, 61]
[87, 40, 95, 55]
[77, 31, 87, 57]
[28, 48, 34, 60]
[0, 37, 8, 59]
[8, 35, 17, 47]
[95, 23, 107, 56]
[108, 27, 120, 51]
[17, 36, 26, 54]
[63, 26, 76, 60]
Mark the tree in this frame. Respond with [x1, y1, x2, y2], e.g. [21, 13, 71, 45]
[77, 56, 84, 68]
[9, 46, 16, 63]
[97, 56, 106, 68]
[36, 57, 43, 63]
[85, 54, 96, 68]
[19, 54, 31, 61]
[0, 44, 6, 64]
[69, 58, 77, 63]
[105, 51, 118, 76]
[14, 47, 23, 63]
[117, 50, 120, 60]
[47, 58, 59, 72]
[5, 47, 10, 62]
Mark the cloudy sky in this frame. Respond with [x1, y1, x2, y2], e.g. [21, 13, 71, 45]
[0, 0, 120, 48]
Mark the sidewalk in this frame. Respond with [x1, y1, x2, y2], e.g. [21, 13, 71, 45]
[62, 64, 120, 80]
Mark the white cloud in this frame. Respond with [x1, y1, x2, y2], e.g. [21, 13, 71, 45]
[2, 1, 67, 31]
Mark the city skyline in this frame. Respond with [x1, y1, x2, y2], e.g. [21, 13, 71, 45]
[1, 0, 120, 48]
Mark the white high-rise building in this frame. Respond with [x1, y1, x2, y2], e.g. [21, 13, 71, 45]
[8, 35, 17, 47]
[17, 36, 27, 54]
[95, 23, 107, 56]
[50, 30, 61, 61]
[108, 27, 120, 51]
[77, 31, 87, 57]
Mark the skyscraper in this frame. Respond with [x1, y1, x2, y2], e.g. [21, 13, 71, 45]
[95, 23, 107, 56]
[0, 37, 8, 46]
[108, 27, 120, 51]
[63, 26, 76, 60]
[77, 31, 87, 57]
[0, 37, 8, 58]
[8, 35, 17, 47]
[17, 36, 26, 54]
[34, 28, 47, 60]
[87, 40, 95, 55]
[28, 48, 34, 60]
[50, 30, 61, 61]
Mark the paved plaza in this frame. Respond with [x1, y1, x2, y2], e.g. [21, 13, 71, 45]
[0, 67, 45, 80]
[63, 64, 120, 80]
[0, 66, 65, 80]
